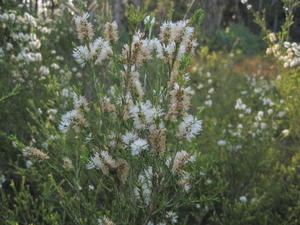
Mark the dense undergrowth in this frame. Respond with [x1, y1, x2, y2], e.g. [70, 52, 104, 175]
[0, 0, 300, 225]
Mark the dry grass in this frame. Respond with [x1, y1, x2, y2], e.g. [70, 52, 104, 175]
[233, 56, 280, 79]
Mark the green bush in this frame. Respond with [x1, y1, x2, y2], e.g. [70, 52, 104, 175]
[207, 23, 266, 55]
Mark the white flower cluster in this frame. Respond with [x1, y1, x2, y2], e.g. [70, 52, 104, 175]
[167, 83, 194, 121]
[74, 13, 94, 41]
[266, 33, 300, 68]
[122, 31, 157, 66]
[134, 166, 153, 204]
[104, 21, 119, 42]
[166, 211, 179, 224]
[3, 15, 43, 65]
[159, 20, 198, 63]
[171, 150, 195, 174]
[122, 132, 150, 156]
[121, 67, 145, 97]
[177, 115, 202, 142]
[0, 175, 6, 188]
[0, 12, 37, 27]
[73, 37, 112, 67]
[97, 216, 115, 225]
[120, 19, 197, 69]
[59, 93, 89, 133]
[240, 0, 252, 10]
[86, 151, 116, 175]
[129, 101, 163, 130]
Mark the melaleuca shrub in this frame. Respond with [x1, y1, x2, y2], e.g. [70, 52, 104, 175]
[10, 6, 217, 224]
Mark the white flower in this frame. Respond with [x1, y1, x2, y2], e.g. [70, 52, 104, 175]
[130, 138, 149, 155]
[90, 38, 112, 64]
[208, 88, 215, 94]
[104, 21, 119, 42]
[278, 111, 286, 118]
[51, 63, 60, 70]
[172, 150, 195, 174]
[255, 111, 264, 121]
[177, 115, 202, 141]
[129, 101, 163, 130]
[0, 175, 6, 188]
[59, 110, 78, 132]
[39, 66, 49, 75]
[205, 99, 212, 107]
[26, 160, 33, 168]
[217, 140, 227, 146]
[204, 179, 211, 185]
[144, 15, 155, 25]
[74, 12, 94, 40]
[72, 93, 88, 109]
[235, 98, 246, 110]
[72, 45, 90, 67]
[166, 211, 178, 224]
[98, 216, 115, 225]
[135, 167, 153, 204]
[241, 0, 248, 4]
[268, 33, 277, 43]
[282, 129, 290, 137]
[86, 153, 103, 170]
[239, 196, 247, 203]
[267, 109, 274, 115]
[122, 132, 138, 145]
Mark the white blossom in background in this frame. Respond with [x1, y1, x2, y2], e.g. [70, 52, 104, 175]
[0, 175, 6, 188]
[255, 111, 264, 121]
[73, 38, 112, 67]
[239, 196, 247, 203]
[282, 129, 290, 137]
[134, 167, 153, 204]
[179, 172, 191, 191]
[266, 33, 300, 68]
[130, 138, 149, 155]
[166, 211, 178, 224]
[74, 13, 94, 41]
[97, 216, 115, 225]
[58, 110, 78, 132]
[122, 132, 138, 146]
[90, 38, 112, 65]
[86, 152, 109, 175]
[72, 45, 90, 67]
[235, 98, 247, 110]
[217, 140, 227, 146]
[63, 157, 73, 169]
[177, 115, 202, 141]
[204, 99, 212, 107]
[129, 101, 163, 130]
[39, 66, 49, 75]
[104, 21, 119, 42]
[26, 160, 33, 168]
[172, 150, 195, 174]
[144, 15, 156, 25]
[86, 153, 102, 169]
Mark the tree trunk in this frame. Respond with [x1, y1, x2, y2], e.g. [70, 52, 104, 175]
[113, 0, 126, 25]
[201, 0, 226, 33]
[35, 0, 38, 14]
